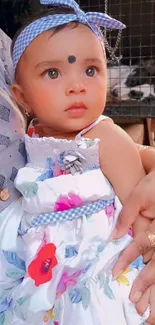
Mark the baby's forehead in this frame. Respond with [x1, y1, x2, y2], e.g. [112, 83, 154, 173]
[24, 24, 104, 59]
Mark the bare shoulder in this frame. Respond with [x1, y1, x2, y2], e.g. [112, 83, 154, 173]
[85, 117, 135, 150]
[86, 118, 145, 202]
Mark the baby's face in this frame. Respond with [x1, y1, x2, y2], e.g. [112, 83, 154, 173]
[13, 23, 107, 136]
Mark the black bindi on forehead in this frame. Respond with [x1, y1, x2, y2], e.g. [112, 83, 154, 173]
[68, 55, 76, 64]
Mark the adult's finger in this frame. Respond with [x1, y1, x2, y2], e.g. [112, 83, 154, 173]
[130, 254, 155, 304]
[113, 219, 155, 277]
[110, 192, 142, 241]
[135, 285, 155, 324]
[146, 285, 155, 325]
[112, 232, 151, 278]
[111, 172, 155, 241]
[143, 248, 154, 264]
[135, 287, 150, 317]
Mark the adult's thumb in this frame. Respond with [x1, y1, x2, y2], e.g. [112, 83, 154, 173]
[111, 194, 142, 240]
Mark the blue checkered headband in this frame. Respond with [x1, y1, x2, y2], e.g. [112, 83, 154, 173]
[12, 0, 126, 70]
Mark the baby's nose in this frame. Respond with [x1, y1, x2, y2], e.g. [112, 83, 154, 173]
[66, 82, 86, 96]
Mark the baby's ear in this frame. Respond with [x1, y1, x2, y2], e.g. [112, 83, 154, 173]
[11, 83, 30, 114]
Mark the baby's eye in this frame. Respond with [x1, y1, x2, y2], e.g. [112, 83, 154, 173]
[46, 69, 59, 79]
[85, 66, 97, 77]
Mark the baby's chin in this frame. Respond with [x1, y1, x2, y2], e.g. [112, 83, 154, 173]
[31, 123, 79, 140]
[33, 113, 98, 138]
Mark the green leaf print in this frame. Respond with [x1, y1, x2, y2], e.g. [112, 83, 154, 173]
[16, 296, 30, 306]
[6, 270, 25, 280]
[82, 286, 90, 309]
[0, 292, 8, 305]
[98, 271, 105, 288]
[14, 295, 30, 320]
[16, 182, 38, 198]
[0, 313, 5, 325]
[104, 276, 115, 300]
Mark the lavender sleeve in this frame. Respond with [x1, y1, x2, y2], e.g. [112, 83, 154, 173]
[0, 29, 27, 212]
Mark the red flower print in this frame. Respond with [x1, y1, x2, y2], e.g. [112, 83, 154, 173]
[28, 243, 58, 286]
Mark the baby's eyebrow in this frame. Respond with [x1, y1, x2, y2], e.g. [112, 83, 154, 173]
[83, 58, 103, 65]
[35, 58, 103, 69]
[35, 60, 63, 69]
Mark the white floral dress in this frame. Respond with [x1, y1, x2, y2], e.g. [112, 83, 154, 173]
[0, 116, 149, 325]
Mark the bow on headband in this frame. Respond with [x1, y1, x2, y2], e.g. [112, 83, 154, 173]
[12, 0, 126, 70]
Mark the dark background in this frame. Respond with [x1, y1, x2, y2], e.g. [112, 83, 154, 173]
[0, 0, 154, 63]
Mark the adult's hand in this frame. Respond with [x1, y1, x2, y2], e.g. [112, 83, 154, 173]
[111, 171, 155, 311]
[112, 171, 155, 273]
[111, 170, 155, 241]
[130, 260, 155, 325]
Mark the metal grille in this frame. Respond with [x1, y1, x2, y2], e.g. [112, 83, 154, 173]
[80, 0, 155, 118]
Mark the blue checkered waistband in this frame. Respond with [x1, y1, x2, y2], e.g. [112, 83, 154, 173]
[19, 199, 114, 235]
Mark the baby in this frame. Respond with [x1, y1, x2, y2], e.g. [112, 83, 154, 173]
[0, 1, 151, 324]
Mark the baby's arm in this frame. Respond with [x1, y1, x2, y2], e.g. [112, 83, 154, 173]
[86, 119, 149, 231]
[87, 119, 144, 203]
